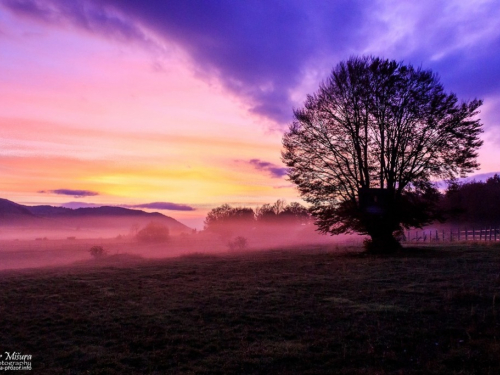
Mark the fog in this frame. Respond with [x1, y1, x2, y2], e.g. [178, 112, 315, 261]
[0, 219, 365, 271]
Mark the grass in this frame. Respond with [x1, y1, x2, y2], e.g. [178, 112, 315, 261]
[0, 243, 499, 374]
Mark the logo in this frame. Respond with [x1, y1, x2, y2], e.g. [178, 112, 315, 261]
[0, 352, 32, 371]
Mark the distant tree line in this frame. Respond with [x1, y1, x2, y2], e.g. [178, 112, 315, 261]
[204, 178, 500, 239]
[441, 174, 500, 225]
[204, 200, 310, 237]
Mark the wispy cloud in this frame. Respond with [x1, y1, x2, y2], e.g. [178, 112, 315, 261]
[3, 0, 500, 130]
[38, 189, 99, 198]
[248, 159, 288, 178]
[128, 202, 195, 211]
[1, 0, 157, 48]
[0, 0, 374, 125]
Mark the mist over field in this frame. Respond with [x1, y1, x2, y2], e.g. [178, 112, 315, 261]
[0, 219, 363, 271]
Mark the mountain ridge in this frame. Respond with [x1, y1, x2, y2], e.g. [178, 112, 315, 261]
[0, 198, 191, 232]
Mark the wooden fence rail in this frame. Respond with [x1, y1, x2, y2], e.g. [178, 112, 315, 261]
[403, 228, 500, 243]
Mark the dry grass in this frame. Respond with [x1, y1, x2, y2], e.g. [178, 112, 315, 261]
[0, 244, 499, 374]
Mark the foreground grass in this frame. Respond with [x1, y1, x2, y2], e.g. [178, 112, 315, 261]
[0, 244, 499, 374]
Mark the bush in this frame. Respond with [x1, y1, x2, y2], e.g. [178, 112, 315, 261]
[227, 236, 248, 251]
[89, 245, 106, 258]
[136, 222, 169, 242]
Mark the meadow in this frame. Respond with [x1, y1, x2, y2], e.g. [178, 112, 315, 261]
[0, 242, 499, 374]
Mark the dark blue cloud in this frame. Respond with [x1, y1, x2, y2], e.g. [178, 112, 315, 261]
[2, 0, 500, 131]
[0, 0, 373, 124]
[1, 0, 158, 47]
[38, 189, 99, 198]
[427, 37, 500, 100]
[130, 202, 195, 211]
[249, 159, 288, 178]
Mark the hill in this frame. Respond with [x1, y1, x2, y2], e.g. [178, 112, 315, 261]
[0, 198, 191, 236]
[0, 198, 37, 221]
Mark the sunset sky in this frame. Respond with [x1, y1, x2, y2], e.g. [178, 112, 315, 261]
[1, 0, 500, 228]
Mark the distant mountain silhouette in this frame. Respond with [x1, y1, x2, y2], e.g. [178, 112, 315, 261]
[25, 205, 72, 217]
[27, 205, 167, 218]
[0, 198, 191, 233]
[0, 198, 36, 219]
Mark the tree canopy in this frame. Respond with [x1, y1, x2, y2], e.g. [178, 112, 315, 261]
[203, 204, 255, 238]
[282, 56, 483, 252]
[255, 199, 310, 224]
[204, 201, 310, 238]
[442, 175, 500, 225]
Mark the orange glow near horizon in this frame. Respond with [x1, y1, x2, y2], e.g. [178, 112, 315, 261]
[1, 8, 499, 230]
[0, 13, 299, 228]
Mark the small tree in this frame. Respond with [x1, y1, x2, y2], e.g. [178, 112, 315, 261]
[204, 204, 255, 238]
[227, 236, 248, 251]
[282, 56, 483, 253]
[136, 222, 169, 242]
[89, 245, 106, 258]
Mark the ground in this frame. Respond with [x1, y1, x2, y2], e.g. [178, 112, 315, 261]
[0, 243, 499, 374]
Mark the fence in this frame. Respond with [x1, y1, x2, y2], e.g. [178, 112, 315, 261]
[403, 228, 500, 243]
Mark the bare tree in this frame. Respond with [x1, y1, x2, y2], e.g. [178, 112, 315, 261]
[282, 56, 483, 252]
[255, 199, 286, 222]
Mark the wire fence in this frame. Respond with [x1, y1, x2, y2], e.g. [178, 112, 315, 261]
[403, 228, 500, 243]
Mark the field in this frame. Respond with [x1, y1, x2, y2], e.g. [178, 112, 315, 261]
[0, 243, 499, 374]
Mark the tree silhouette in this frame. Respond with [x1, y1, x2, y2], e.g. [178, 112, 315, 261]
[442, 174, 500, 225]
[255, 199, 286, 222]
[282, 56, 483, 252]
[136, 222, 169, 242]
[279, 202, 310, 224]
[255, 200, 310, 224]
[204, 204, 255, 238]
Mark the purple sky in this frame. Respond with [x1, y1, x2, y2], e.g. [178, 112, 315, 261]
[1, 0, 499, 228]
[4, 0, 499, 127]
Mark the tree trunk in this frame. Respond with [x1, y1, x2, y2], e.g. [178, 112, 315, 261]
[365, 226, 401, 254]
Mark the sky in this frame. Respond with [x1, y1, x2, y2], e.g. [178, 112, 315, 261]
[1, 0, 500, 229]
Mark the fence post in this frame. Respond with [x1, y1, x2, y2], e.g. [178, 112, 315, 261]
[480, 229, 482, 241]
[450, 229, 453, 242]
[458, 228, 461, 241]
[465, 228, 468, 241]
[435, 230, 438, 242]
[490, 226, 492, 241]
[442, 230, 445, 242]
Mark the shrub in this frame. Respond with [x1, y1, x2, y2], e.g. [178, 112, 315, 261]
[136, 222, 169, 242]
[227, 236, 248, 251]
[89, 245, 106, 258]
